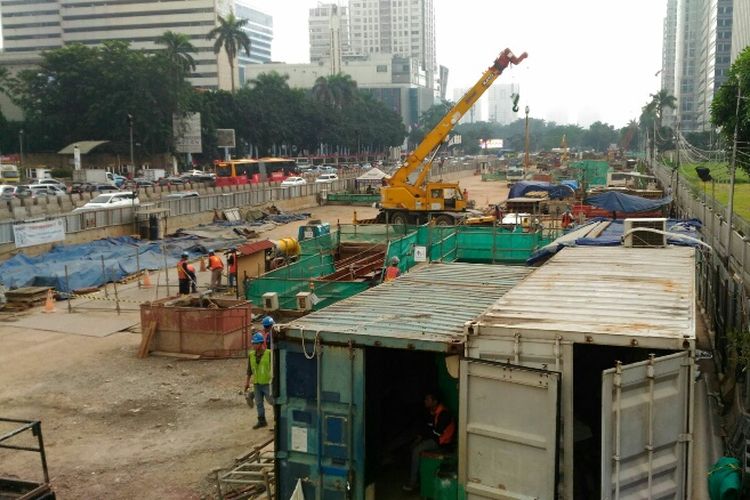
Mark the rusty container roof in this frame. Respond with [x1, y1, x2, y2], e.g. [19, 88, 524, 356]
[475, 246, 696, 349]
[283, 263, 532, 352]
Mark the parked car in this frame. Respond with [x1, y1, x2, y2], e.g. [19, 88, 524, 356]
[69, 182, 96, 194]
[164, 191, 199, 199]
[280, 176, 307, 187]
[319, 165, 338, 174]
[158, 176, 185, 186]
[72, 192, 139, 212]
[91, 183, 121, 193]
[315, 173, 339, 184]
[123, 178, 154, 188]
[30, 184, 67, 197]
[32, 178, 67, 189]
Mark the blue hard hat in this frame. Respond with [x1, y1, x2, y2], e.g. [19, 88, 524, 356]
[251, 332, 265, 344]
[262, 316, 275, 328]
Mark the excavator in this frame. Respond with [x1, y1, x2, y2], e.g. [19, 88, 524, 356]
[376, 48, 527, 225]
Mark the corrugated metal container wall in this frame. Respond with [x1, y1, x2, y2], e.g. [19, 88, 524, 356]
[463, 246, 696, 500]
[276, 263, 532, 499]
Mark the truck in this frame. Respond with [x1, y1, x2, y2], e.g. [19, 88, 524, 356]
[142, 168, 166, 182]
[0, 164, 20, 184]
[376, 48, 527, 225]
[73, 169, 115, 184]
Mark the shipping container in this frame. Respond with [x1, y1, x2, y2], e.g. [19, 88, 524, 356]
[275, 263, 532, 499]
[464, 246, 697, 499]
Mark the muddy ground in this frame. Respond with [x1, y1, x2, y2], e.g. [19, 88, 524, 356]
[0, 173, 508, 499]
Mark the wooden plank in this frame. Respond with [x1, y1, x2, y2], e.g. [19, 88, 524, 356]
[149, 350, 201, 360]
[137, 321, 157, 359]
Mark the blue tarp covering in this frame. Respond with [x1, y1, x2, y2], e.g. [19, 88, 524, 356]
[585, 191, 672, 213]
[560, 179, 579, 190]
[508, 181, 575, 200]
[526, 218, 702, 265]
[0, 235, 237, 292]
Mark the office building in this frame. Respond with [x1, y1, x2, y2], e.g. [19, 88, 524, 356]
[452, 87, 482, 124]
[235, 1, 273, 85]
[0, 0, 273, 91]
[661, 0, 679, 128]
[347, 0, 436, 90]
[309, 3, 352, 74]
[732, 0, 750, 63]
[487, 84, 519, 125]
[664, 0, 734, 132]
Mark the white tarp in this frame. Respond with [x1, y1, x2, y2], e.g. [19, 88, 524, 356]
[13, 218, 65, 248]
[357, 167, 388, 181]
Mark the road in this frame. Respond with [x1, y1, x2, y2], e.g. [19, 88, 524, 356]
[0, 172, 508, 499]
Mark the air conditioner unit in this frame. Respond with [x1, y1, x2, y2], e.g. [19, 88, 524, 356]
[262, 292, 279, 311]
[623, 218, 667, 248]
[296, 292, 313, 311]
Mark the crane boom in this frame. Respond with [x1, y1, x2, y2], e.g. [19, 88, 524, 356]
[389, 48, 528, 188]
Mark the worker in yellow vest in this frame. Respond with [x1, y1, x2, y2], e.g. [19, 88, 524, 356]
[207, 249, 224, 290]
[244, 332, 273, 429]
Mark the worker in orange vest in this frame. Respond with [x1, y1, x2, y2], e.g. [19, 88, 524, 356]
[207, 249, 224, 289]
[403, 392, 456, 492]
[384, 256, 401, 282]
[176, 253, 197, 294]
[226, 247, 238, 288]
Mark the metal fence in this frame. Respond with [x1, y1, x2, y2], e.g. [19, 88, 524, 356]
[0, 165, 479, 246]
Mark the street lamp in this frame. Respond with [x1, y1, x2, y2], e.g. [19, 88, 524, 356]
[127, 113, 135, 175]
[19, 129, 24, 169]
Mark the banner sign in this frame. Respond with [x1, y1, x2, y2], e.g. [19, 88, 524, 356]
[216, 128, 236, 148]
[173, 112, 202, 153]
[13, 218, 65, 248]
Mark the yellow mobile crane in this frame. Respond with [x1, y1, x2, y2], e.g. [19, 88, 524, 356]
[378, 48, 527, 225]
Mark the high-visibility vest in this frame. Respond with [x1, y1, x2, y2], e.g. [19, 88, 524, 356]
[249, 348, 272, 385]
[384, 265, 400, 282]
[177, 260, 188, 279]
[186, 264, 196, 273]
[208, 255, 224, 270]
[432, 404, 456, 446]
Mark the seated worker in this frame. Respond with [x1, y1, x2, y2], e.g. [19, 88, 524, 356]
[384, 256, 401, 282]
[403, 392, 456, 492]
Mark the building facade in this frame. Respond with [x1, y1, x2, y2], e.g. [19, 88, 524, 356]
[487, 84, 519, 125]
[309, 3, 352, 71]
[235, 1, 273, 85]
[732, 0, 750, 63]
[347, 0, 436, 90]
[0, 0, 272, 91]
[665, 0, 734, 132]
[452, 87, 482, 124]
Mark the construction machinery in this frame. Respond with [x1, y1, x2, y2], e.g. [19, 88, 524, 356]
[377, 48, 527, 225]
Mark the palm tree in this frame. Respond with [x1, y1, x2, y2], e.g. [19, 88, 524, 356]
[206, 13, 251, 93]
[155, 31, 196, 74]
[311, 74, 358, 110]
[646, 89, 677, 129]
[311, 76, 333, 107]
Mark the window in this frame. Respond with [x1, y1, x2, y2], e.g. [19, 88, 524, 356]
[376, 64, 387, 72]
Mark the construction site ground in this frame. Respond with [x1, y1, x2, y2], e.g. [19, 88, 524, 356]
[0, 173, 508, 499]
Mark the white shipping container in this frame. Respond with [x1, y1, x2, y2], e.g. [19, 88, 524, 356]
[461, 246, 696, 499]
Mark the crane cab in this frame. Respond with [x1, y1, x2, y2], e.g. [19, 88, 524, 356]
[380, 181, 467, 225]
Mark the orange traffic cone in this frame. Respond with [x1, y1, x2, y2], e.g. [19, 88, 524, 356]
[42, 289, 56, 313]
[141, 271, 153, 288]
[200, 256, 207, 272]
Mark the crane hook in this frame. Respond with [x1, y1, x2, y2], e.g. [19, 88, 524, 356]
[511, 92, 520, 113]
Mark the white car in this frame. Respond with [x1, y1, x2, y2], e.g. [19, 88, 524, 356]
[33, 178, 66, 189]
[73, 192, 140, 212]
[280, 176, 307, 187]
[164, 191, 200, 199]
[315, 173, 339, 184]
[30, 184, 67, 197]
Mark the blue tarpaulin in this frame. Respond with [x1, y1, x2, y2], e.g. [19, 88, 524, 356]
[508, 181, 575, 200]
[0, 235, 238, 292]
[585, 191, 672, 213]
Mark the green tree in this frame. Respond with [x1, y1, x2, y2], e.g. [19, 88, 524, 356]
[207, 13, 251, 93]
[311, 73, 358, 110]
[645, 89, 677, 129]
[155, 31, 197, 74]
[711, 46, 750, 172]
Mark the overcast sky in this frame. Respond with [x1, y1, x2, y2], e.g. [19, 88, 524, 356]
[249, 0, 667, 128]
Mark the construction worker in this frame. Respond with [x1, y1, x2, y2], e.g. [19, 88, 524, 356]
[403, 392, 456, 492]
[207, 249, 224, 289]
[176, 253, 197, 294]
[384, 256, 401, 282]
[261, 316, 275, 348]
[226, 247, 238, 288]
[244, 332, 273, 429]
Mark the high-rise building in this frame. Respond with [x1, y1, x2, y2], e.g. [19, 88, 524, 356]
[732, 0, 750, 63]
[309, 3, 352, 72]
[452, 87, 482, 124]
[661, 0, 679, 128]
[487, 84, 519, 125]
[235, 1, 273, 85]
[0, 0, 271, 91]
[348, 0, 436, 90]
[665, 0, 734, 132]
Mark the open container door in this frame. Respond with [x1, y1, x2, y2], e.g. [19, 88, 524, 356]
[459, 359, 561, 499]
[601, 352, 693, 500]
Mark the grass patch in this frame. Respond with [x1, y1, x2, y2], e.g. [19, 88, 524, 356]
[678, 163, 750, 220]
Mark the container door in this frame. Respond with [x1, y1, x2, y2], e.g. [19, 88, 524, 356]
[459, 358, 561, 499]
[276, 341, 365, 500]
[601, 352, 693, 500]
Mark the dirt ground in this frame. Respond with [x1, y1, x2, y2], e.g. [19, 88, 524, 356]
[0, 172, 506, 499]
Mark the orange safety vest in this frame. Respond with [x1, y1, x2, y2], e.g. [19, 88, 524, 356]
[384, 265, 400, 282]
[186, 264, 195, 273]
[208, 255, 223, 270]
[177, 260, 188, 279]
[433, 404, 456, 446]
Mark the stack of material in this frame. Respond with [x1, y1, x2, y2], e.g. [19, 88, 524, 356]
[5, 287, 52, 310]
[217, 436, 275, 499]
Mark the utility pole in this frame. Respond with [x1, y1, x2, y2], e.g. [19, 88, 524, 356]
[19, 129, 24, 170]
[523, 105, 530, 170]
[726, 84, 741, 266]
[128, 113, 135, 175]
[674, 122, 680, 214]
